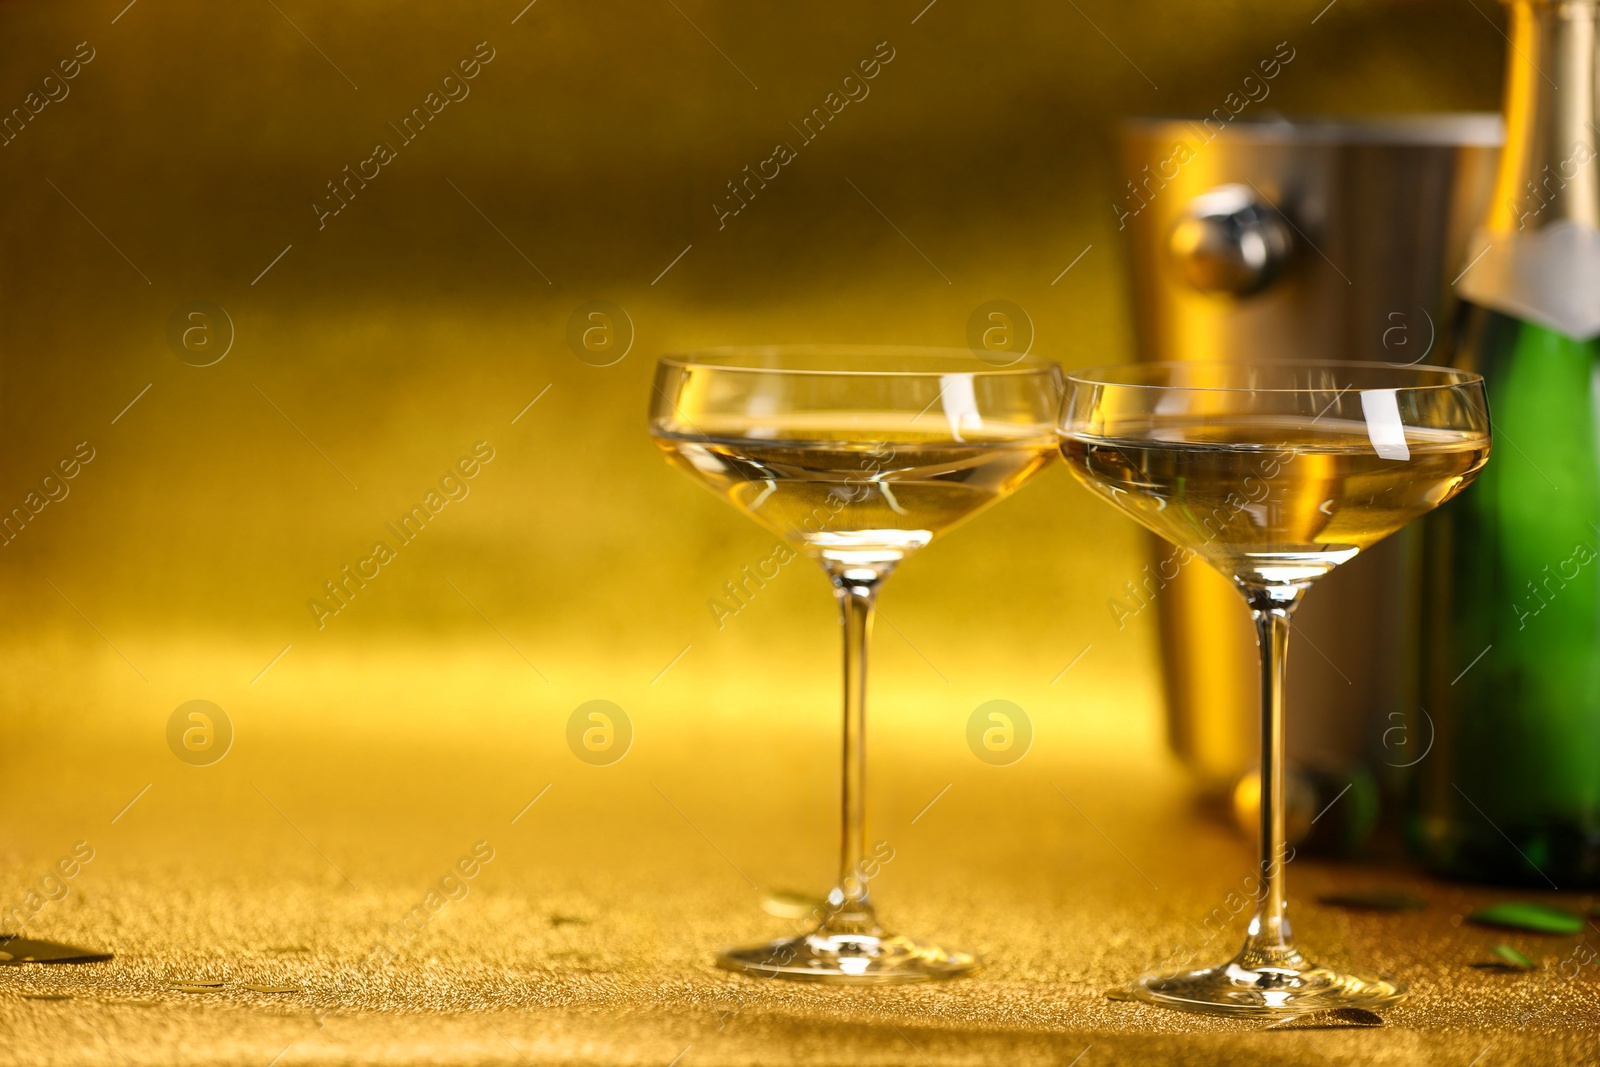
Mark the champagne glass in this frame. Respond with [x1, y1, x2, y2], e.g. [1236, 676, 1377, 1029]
[651, 346, 1062, 983]
[1059, 360, 1490, 1017]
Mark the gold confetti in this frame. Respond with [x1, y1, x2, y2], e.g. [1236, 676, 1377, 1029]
[0, 938, 112, 965]
[1262, 1007, 1384, 1029]
[762, 890, 827, 920]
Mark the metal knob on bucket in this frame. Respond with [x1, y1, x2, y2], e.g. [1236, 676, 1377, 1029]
[1117, 116, 1501, 844]
[1168, 184, 1294, 296]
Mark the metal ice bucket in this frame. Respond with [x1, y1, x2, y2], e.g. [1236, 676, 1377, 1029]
[1118, 115, 1501, 800]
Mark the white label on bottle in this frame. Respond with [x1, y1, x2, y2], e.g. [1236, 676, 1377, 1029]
[1360, 388, 1411, 462]
[1458, 222, 1600, 341]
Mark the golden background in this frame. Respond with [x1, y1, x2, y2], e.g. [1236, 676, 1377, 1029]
[7, 2, 1593, 1065]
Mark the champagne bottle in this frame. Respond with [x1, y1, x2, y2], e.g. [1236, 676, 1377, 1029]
[1411, 0, 1600, 885]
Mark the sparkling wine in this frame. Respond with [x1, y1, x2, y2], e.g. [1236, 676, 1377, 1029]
[1061, 416, 1490, 586]
[656, 421, 1054, 564]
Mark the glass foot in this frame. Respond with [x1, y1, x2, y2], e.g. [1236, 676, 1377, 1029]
[718, 928, 978, 984]
[1135, 956, 1406, 1018]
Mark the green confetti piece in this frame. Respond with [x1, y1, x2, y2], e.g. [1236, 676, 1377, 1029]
[1317, 888, 1427, 911]
[1467, 902, 1583, 935]
[1491, 944, 1534, 969]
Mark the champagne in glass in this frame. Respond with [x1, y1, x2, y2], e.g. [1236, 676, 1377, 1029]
[1060, 361, 1490, 1017]
[652, 346, 1062, 983]
[658, 423, 1052, 562]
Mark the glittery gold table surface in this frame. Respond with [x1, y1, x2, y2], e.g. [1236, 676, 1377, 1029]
[3, 652, 1596, 1067]
[0, 0, 1573, 1061]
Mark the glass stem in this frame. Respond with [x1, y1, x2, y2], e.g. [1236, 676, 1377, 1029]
[825, 565, 885, 935]
[1240, 583, 1307, 969]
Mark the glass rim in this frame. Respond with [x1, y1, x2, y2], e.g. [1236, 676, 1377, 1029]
[1065, 359, 1485, 395]
[657, 345, 1061, 377]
